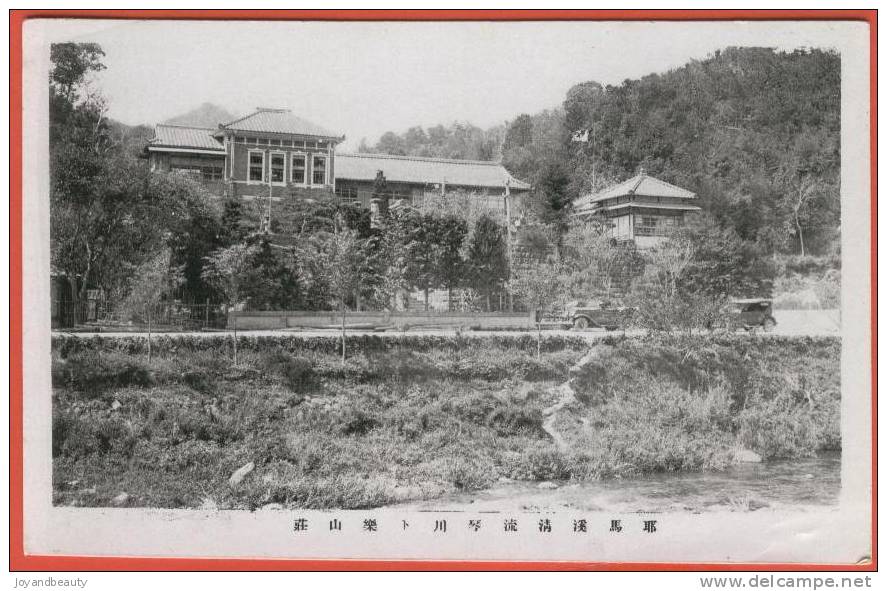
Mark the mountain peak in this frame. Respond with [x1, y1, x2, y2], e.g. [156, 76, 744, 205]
[162, 103, 237, 128]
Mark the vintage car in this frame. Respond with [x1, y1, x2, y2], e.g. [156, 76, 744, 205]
[727, 298, 777, 331]
[566, 300, 635, 331]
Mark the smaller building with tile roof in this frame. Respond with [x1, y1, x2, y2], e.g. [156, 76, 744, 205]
[572, 171, 701, 248]
[333, 152, 530, 212]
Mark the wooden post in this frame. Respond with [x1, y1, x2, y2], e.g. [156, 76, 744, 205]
[504, 181, 514, 312]
[147, 305, 152, 362]
[232, 310, 238, 366]
[341, 303, 346, 363]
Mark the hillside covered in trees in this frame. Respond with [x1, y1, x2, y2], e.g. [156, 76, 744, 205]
[368, 47, 841, 256]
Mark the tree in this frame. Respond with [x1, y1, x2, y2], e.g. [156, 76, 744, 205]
[561, 221, 645, 301]
[434, 216, 469, 309]
[777, 129, 840, 256]
[120, 249, 183, 360]
[396, 211, 438, 311]
[323, 216, 365, 362]
[675, 214, 775, 298]
[49, 42, 200, 323]
[371, 171, 390, 219]
[50, 43, 106, 105]
[466, 215, 509, 311]
[628, 236, 700, 334]
[202, 243, 259, 364]
[509, 257, 565, 357]
[219, 197, 246, 245]
[244, 235, 302, 310]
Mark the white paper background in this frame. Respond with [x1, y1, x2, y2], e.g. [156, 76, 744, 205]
[19, 17, 873, 564]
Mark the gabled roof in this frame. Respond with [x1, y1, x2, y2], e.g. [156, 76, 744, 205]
[148, 124, 225, 152]
[219, 108, 340, 139]
[335, 153, 531, 191]
[574, 173, 696, 209]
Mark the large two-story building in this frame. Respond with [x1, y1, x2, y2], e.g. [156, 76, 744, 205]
[145, 107, 530, 209]
[572, 171, 701, 248]
[147, 108, 343, 200]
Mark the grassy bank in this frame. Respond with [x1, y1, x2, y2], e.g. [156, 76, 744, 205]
[51, 334, 840, 509]
[559, 334, 841, 478]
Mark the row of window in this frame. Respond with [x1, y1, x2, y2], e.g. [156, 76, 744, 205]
[333, 187, 413, 203]
[170, 164, 224, 182]
[637, 215, 682, 228]
[235, 136, 327, 149]
[248, 150, 327, 186]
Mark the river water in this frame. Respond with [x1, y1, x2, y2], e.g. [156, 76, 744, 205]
[395, 453, 840, 513]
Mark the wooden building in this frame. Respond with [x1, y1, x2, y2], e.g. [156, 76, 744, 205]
[333, 152, 531, 211]
[572, 172, 701, 248]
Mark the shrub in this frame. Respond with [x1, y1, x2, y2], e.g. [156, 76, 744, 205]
[261, 351, 318, 392]
[513, 446, 571, 481]
[55, 351, 154, 395]
[485, 406, 545, 437]
[182, 370, 215, 394]
[338, 407, 380, 436]
[52, 411, 136, 460]
[448, 457, 495, 491]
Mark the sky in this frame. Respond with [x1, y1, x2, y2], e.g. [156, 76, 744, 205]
[36, 19, 847, 151]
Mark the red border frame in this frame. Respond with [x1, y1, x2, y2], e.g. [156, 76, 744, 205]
[8, 9, 877, 572]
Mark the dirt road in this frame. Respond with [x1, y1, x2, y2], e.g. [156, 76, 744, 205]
[54, 309, 840, 339]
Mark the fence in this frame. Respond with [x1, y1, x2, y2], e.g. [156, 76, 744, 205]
[228, 309, 536, 331]
[51, 300, 228, 331]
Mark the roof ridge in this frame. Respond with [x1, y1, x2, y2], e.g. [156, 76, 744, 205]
[156, 123, 217, 131]
[338, 152, 502, 166]
[639, 174, 697, 196]
[220, 111, 257, 128]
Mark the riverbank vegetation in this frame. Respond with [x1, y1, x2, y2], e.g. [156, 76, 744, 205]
[52, 334, 839, 509]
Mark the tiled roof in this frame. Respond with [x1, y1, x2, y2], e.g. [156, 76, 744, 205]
[574, 173, 696, 209]
[221, 108, 340, 138]
[148, 124, 224, 152]
[336, 153, 531, 191]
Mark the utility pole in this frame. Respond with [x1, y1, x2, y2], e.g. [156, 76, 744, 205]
[265, 150, 273, 234]
[504, 178, 514, 312]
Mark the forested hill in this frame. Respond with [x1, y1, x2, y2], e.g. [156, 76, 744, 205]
[368, 47, 841, 256]
[554, 46, 840, 255]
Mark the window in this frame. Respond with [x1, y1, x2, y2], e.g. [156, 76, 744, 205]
[170, 164, 223, 182]
[201, 165, 223, 181]
[335, 186, 358, 203]
[235, 136, 245, 143]
[248, 150, 265, 182]
[282, 140, 292, 147]
[291, 153, 307, 185]
[270, 139, 281, 146]
[270, 152, 285, 184]
[258, 138, 269, 145]
[311, 155, 327, 186]
[246, 137, 257, 144]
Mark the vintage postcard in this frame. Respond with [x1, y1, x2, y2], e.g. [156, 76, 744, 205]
[11, 11, 876, 569]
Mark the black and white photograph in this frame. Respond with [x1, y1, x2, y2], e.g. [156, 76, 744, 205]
[17, 14, 873, 565]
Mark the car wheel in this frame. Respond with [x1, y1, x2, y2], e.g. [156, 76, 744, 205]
[573, 316, 590, 330]
[763, 317, 776, 332]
